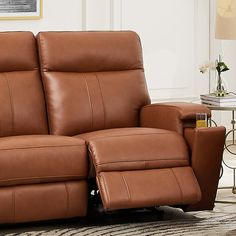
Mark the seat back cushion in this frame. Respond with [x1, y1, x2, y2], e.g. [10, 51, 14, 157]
[37, 31, 151, 136]
[0, 32, 48, 137]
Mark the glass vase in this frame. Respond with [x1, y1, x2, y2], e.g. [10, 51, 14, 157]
[215, 73, 227, 97]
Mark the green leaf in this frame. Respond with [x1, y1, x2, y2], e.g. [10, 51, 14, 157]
[216, 61, 229, 73]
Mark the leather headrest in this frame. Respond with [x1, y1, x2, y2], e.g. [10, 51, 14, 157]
[37, 31, 143, 72]
[0, 31, 38, 72]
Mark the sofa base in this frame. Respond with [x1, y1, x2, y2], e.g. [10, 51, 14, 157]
[0, 181, 87, 224]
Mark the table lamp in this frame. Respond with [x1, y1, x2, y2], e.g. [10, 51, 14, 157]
[214, 0, 236, 96]
[215, 0, 236, 40]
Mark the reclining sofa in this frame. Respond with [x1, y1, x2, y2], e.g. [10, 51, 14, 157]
[0, 31, 225, 224]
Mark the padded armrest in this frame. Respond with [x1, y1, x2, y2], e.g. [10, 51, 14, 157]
[140, 102, 211, 134]
[183, 126, 225, 211]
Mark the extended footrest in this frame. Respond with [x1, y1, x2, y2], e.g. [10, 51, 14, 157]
[82, 128, 202, 211]
[97, 167, 201, 210]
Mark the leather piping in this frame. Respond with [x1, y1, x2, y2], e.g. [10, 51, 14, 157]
[0, 175, 86, 184]
[97, 159, 188, 165]
[0, 144, 84, 152]
[85, 132, 182, 141]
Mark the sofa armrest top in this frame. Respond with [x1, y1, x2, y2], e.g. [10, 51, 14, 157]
[141, 102, 211, 120]
[140, 102, 211, 134]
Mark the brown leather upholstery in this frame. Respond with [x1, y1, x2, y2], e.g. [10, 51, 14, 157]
[37, 31, 143, 72]
[97, 167, 201, 210]
[0, 135, 88, 186]
[78, 127, 189, 172]
[184, 127, 225, 211]
[37, 31, 150, 136]
[140, 102, 211, 134]
[0, 31, 226, 224]
[0, 32, 38, 72]
[77, 127, 201, 210]
[140, 101, 226, 211]
[0, 181, 87, 223]
[0, 32, 88, 224]
[0, 32, 48, 137]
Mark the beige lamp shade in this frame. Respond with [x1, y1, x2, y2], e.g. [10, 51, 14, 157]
[215, 0, 236, 39]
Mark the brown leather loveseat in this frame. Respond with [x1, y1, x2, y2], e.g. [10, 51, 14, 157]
[0, 31, 225, 224]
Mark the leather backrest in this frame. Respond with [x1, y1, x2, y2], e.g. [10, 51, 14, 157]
[37, 31, 150, 136]
[0, 32, 48, 137]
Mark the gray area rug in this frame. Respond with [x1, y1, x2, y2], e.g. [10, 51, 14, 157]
[1, 206, 236, 236]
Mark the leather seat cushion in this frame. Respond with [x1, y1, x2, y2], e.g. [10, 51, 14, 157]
[0, 181, 88, 223]
[76, 127, 189, 173]
[0, 135, 88, 186]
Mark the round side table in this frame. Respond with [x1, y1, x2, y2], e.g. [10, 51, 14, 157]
[207, 105, 236, 203]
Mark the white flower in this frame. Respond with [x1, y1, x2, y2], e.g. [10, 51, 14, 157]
[199, 56, 229, 76]
[199, 63, 210, 73]
[199, 61, 216, 73]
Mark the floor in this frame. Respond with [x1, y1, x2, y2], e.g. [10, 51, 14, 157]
[0, 188, 235, 235]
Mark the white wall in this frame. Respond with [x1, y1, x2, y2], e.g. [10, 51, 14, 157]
[85, 0, 210, 101]
[0, 0, 210, 101]
[0, 0, 83, 33]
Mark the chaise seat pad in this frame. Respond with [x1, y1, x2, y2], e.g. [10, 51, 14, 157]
[0, 135, 88, 186]
[77, 127, 189, 172]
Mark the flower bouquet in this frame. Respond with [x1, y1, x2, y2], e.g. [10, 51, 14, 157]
[199, 55, 229, 97]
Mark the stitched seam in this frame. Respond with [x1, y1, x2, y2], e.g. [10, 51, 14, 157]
[0, 175, 86, 183]
[40, 68, 143, 73]
[120, 173, 131, 201]
[0, 144, 84, 151]
[84, 73, 93, 130]
[0, 69, 39, 73]
[171, 169, 183, 205]
[4, 73, 14, 135]
[96, 74, 106, 129]
[85, 132, 177, 141]
[97, 159, 188, 165]
[64, 182, 69, 217]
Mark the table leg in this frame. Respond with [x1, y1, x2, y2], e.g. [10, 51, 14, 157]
[232, 111, 235, 145]
[233, 169, 236, 194]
